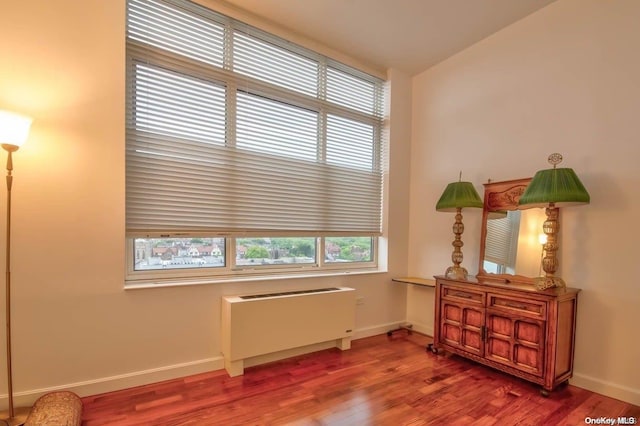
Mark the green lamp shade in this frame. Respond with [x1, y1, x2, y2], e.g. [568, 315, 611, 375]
[519, 167, 590, 208]
[436, 181, 483, 212]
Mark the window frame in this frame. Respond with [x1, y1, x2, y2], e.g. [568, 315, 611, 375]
[125, 0, 386, 286]
[125, 236, 379, 285]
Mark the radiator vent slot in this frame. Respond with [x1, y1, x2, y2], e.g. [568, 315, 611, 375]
[239, 287, 340, 300]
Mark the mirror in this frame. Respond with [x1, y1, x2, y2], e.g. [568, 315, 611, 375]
[477, 178, 550, 284]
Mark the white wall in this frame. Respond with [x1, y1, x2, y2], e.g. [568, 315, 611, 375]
[409, 0, 640, 404]
[0, 0, 412, 407]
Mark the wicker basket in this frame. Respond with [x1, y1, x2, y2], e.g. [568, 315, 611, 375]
[24, 391, 82, 426]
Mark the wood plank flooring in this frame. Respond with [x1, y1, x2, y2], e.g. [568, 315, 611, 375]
[81, 333, 639, 425]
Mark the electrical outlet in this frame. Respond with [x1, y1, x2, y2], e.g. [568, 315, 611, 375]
[356, 296, 365, 305]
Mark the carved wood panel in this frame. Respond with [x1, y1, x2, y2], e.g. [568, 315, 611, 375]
[441, 302, 484, 356]
[484, 311, 545, 377]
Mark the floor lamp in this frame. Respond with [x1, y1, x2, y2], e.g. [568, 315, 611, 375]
[0, 110, 33, 426]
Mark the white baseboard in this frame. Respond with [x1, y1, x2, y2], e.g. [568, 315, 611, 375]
[360, 320, 432, 338]
[0, 356, 224, 410]
[354, 321, 409, 339]
[571, 372, 640, 406]
[404, 320, 433, 337]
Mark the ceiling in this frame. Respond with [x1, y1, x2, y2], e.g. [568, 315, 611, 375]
[221, 0, 556, 76]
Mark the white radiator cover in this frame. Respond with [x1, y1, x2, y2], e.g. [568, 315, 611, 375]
[221, 287, 356, 376]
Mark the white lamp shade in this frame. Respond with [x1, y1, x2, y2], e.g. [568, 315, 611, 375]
[0, 110, 33, 148]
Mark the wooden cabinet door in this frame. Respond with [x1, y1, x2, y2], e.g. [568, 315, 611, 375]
[440, 301, 484, 356]
[485, 309, 545, 377]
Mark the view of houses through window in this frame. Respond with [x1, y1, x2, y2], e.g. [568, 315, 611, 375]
[134, 237, 373, 271]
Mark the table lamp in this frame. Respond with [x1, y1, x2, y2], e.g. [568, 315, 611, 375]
[436, 173, 483, 280]
[518, 153, 590, 290]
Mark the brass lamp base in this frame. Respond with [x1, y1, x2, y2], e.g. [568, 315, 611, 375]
[0, 406, 31, 426]
[443, 207, 470, 281]
[534, 275, 566, 291]
[445, 265, 469, 281]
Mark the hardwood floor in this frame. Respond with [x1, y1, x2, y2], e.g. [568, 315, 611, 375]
[82, 333, 639, 425]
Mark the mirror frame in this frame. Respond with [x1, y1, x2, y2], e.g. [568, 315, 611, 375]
[477, 177, 544, 285]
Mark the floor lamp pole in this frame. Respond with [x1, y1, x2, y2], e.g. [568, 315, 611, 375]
[0, 110, 32, 426]
[2, 145, 29, 426]
[5, 146, 15, 421]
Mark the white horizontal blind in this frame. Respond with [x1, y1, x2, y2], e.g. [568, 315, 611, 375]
[133, 64, 226, 144]
[127, 0, 225, 68]
[326, 67, 380, 115]
[236, 92, 318, 161]
[326, 114, 374, 170]
[484, 211, 520, 270]
[233, 30, 318, 97]
[126, 0, 385, 237]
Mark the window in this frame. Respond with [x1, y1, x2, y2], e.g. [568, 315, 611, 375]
[325, 237, 373, 263]
[135, 238, 226, 270]
[236, 238, 316, 267]
[125, 0, 386, 285]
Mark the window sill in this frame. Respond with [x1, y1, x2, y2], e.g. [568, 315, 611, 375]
[124, 267, 387, 290]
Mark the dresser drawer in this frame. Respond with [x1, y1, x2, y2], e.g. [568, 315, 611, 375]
[441, 284, 484, 305]
[487, 293, 546, 318]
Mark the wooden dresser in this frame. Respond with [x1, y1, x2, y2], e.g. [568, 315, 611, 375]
[430, 275, 580, 395]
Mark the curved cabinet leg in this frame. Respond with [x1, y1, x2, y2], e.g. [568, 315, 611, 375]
[540, 388, 550, 397]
